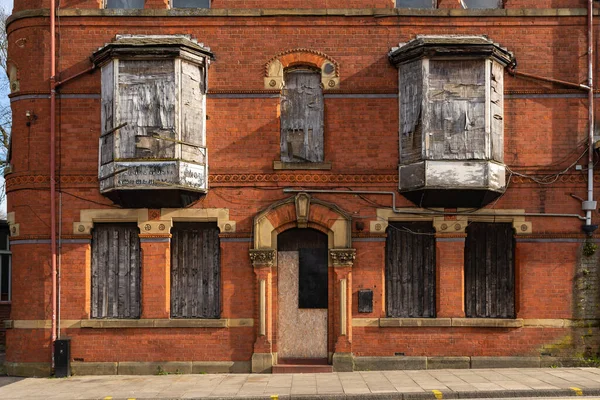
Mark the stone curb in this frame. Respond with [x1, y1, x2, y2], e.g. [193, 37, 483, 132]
[77, 387, 600, 400]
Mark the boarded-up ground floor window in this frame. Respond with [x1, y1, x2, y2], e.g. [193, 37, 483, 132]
[91, 223, 141, 319]
[171, 222, 221, 318]
[465, 222, 515, 318]
[385, 222, 436, 318]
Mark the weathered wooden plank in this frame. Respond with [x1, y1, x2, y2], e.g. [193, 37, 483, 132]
[427, 60, 487, 161]
[280, 70, 324, 163]
[490, 61, 504, 162]
[386, 222, 436, 318]
[171, 223, 220, 318]
[181, 61, 206, 164]
[118, 60, 176, 160]
[100, 62, 115, 166]
[465, 223, 515, 318]
[91, 224, 140, 319]
[399, 61, 423, 164]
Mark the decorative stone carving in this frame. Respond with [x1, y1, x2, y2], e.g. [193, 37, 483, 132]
[295, 193, 311, 228]
[264, 48, 340, 90]
[330, 249, 356, 267]
[250, 249, 276, 268]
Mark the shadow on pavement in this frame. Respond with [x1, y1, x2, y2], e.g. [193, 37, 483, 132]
[0, 377, 23, 388]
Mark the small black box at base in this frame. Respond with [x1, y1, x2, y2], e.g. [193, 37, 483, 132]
[54, 339, 71, 378]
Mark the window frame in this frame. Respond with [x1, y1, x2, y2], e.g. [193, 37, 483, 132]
[464, 222, 516, 319]
[280, 67, 325, 164]
[385, 222, 436, 318]
[170, 222, 221, 319]
[0, 231, 11, 303]
[90, 223, 142, 319]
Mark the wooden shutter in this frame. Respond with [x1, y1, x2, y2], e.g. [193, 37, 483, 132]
[171, 222, 220, 318]
[385, 222, 436, 318]
[280, 69, 324, 163]
[465, 222, 515, 318]
[91, 223, 141, 319]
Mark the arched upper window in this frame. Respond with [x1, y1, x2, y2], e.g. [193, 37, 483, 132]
[280, 68, 324, 164]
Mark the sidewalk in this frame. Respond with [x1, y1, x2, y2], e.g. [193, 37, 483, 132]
[3, 368, 600, 399]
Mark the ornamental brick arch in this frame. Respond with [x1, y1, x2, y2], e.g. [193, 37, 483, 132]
[252, 193, 351, 251]
[264, 48, 340, 90]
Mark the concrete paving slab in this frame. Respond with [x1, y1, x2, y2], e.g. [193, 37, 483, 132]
[4, 368, 600, 399]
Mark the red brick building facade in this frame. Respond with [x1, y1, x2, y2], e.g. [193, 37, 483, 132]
[4, 0, 600, 376]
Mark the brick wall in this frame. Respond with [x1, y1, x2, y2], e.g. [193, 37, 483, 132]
[5, 0, 600, 368]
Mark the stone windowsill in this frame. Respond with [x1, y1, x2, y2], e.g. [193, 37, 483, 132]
[370, 318, 524, 328]
[379, 318, 452, 327]
[273, 161, 332, 170]
[4, 318, 254, 329]
[80, 318, 252, 329]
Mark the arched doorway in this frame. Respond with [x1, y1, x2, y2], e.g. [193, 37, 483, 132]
[277, 228, 328, 360]
[249, 193, 355, 373]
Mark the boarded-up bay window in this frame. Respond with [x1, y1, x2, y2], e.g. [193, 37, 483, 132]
[280, 69, 324, 163]
[465, 222, 515, 318]
[385, 222, 436, 318]
[91, 223, 141, 319]
[171, 222, 220, 318]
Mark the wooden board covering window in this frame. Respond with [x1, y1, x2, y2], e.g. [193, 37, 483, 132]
[280, 69, 324, 163]
[385, 222, 436, 318]
[91, 223, 141, 319]
[171, 222, 220, 318]
[465, 222, 515, 318]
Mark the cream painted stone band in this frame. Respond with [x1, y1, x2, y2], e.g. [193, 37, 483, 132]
[72, 208, 236, 235]
[352, 318, 593, 328]
[371, 208, 532, 235]
[4, 318, 253, 329]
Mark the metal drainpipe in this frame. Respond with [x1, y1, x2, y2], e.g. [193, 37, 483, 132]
[585, 0, 597, 235]
[50, 0, 58, 352]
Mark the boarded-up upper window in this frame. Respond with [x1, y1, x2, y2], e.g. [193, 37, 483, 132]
[171, 222, 220, 318]
[172, 0, 210, 7]
[91, 223, 141, 319]
[465, 222, 515, 318]
[105, 0, 144, 8]
[280, 69, 324, 163]
[462, 0, 501, 8]
[386, 222, 436, 318]
[396, 0, 436, 8]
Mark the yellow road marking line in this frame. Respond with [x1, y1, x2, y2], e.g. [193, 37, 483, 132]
[103, 397, 112, 400]
[570, 387, 583, 396]
[432, 389, 443, 399]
